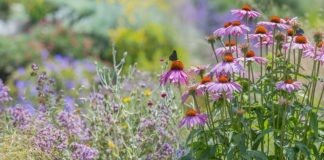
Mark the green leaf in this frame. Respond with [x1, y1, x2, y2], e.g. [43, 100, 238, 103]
[309, 112, 318, 137]
[197, 145, 217, 160]
[295, 141, 311, 159]
[247, 150, 268, 160]
[286, 147, 297, 160]
[186, 129, 203, 145]
[252, 128, 274, 148]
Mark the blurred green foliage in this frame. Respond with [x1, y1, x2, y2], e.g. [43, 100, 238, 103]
[0, 35, 40, 81]
[108, 23, 187, 72]
[0, 0, 188, 81]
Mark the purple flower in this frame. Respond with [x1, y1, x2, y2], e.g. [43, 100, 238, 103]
[302, 45, 316, 58]
[225, 21, 250, 36]
[31, 63, 39, 71]
[231, 5, 261, 19]
[70, 142, 99, 160]
[210, 54, 244, 74]
[237, 50, 268, 65]
[179, 109, 207, 129]
[188, 65, 209, 76]
[276, 79, 302, 92]
[257, 16, 290, 30]
[160, 60, 189, 86]
[0, 79, 13, 103]
[182, 76, 212, 103]
[280, 17, 298, 25]
[8, 104, 32, 130]
[283, 35, 312, 50]
[57, 110, 89, 140]
[215, 46, 239, 56]
[206, 75, 242, 94]
[34, 125, 68, 154]
[214, 22, 232, 37]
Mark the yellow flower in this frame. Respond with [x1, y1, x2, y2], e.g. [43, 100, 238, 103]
[144, 90, 151, 96]
[123, 97, 132, 103]
[108, 141, 115, 148]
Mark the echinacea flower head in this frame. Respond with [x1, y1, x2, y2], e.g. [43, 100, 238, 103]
[315, 53, 324, 65]
[189, 65, 209, 76]
[225, 21, 250, 36]
[182, 76, 212, 103]
[231, 4, 261, 19]
[206, 75, 242, 94]
[257, 16, 290, 30]
[215, 41, 241, 56]
[276, 79, 302, 92]
[283, 35, 312, 50]
[210, 53, 244, 74]
[253, 35, 274, 48]
[214, 22, 232, 37]
[249, 25, 273, 41]
[237, 50, 268, 65]
[280, 17, 298, 25]
[178, 109, 208, 129]
[160, 60, 189, 86]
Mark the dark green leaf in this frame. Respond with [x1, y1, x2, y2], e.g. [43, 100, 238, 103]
[253, 128, 274, 147]
[309, 112, 318, 137]
[295, 141, 311, 159]
[286, 147, 297, 160]
[247, 150, 268, 160]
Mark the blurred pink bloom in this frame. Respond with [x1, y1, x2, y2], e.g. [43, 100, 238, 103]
[258, 16, 290, 30]
[189, 65, 209, 76]
[283, 35, 312, 50]
[231, 5, 261, 19]
[214, 22, 232, 37]
[276, 79, 302, 92]
[178, 109, 208, 129]
[237, 50, 268, 65]
[280, 17, 298, 25]
[225, 21, 250, 36]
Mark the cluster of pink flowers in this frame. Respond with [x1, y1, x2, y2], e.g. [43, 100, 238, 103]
[159, 4, 324, 130]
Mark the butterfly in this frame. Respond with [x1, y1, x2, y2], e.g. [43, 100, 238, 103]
[296, 28, 304, 35]
[169, 50, 178, 61]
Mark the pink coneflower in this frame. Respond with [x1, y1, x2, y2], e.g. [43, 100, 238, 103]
[302, 45, 316, 58]
[315, 52, 324, 65]
[249, 25, 271, 39]
[214, 22, 232, 37]
[189, 65, 209, 76]
[206, 75, 242, 94]
[160, 60, 189, 86]
[210, 54, 244, 74]
[280, 17, 298, 25]
[226, 21, 250, 36]
[215, 40, 242, 56]
[178, 109, 208, 129]
[231, 4, 261, 19]
[253, 35, 274, 48]
[276, 79, 302, 92]
[283, 35, 312, 50]
[237, 50, 268, 65]
[258, 16, 290, 30]
[182, 76, 212, 103]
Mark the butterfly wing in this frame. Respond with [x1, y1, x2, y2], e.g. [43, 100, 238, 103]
[169, 50, 178, 61]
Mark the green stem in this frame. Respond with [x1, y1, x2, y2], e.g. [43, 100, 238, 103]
[210, 42, 219, 63]
[295, 49, 302, 80]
